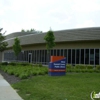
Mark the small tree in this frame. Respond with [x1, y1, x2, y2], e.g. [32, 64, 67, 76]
[13, 37, 22, 61]
[0, 28, 8, 52]
[21, 29, 25, 32]
[44, 30, 55, 63]
[21, 28, 42, 33]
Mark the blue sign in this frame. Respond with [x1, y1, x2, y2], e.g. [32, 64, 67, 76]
[49, 56, 66, 76]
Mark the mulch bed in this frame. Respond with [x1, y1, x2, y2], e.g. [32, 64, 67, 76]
[0, 70, 21, 84]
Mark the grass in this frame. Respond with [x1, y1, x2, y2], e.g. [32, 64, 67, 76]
[12, 73, 100, 100]
[0, 64, 100, 99]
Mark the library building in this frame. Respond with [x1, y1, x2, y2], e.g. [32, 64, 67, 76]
[0, 27, 100, 65]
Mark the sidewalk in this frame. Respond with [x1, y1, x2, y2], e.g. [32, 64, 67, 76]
[0, 74, 23, 100]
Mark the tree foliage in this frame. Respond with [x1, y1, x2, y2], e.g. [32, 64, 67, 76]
[21, 29, 25, 32]
[21, 28, 42, 33]
[0, 28, 8, 52]
[44, 30, 55, 54]
[13, 37, 22, 57]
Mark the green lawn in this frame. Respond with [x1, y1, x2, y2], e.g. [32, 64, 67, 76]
[12, 73, 100, 100]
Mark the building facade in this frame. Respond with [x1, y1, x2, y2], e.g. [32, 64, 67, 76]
[1, 27, 100, 65]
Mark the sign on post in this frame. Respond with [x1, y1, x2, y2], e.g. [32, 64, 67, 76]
[49, 56, 66, 76]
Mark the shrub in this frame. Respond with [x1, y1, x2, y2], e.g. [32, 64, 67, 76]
[1, 62, 8, 66]
[34, 63, 43, 67]
[38, 64, 43, 67]
[75, 69, 80, 73]
[20, 62, 30, 66]
[14, 72, 19, 77]
[8, 62, 16, 66]
[38, 71, 45, 75]
[93, 69, 99, 73]
[44, 69, 48, 74]
[75, 64, 86, 69]
[86, 65, 93, 69]
[0, 64, 50, 79]
[32, 72, 37, 76]
[87, 69, 94, 73]
[19, 73, 29, 79]
[25, 71, 31, 77]
[66, 64, 72, 69]
[7, 70, 14, 75]
[80, 69, 87, 73]
[67, 69, 73, 72]
[96, 65, 100, 70]
[3, 68, 7, 72]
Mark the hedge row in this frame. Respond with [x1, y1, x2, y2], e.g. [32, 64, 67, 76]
[0, 62, 31, 66]
[66, 64, 100, 73]
[0, 65, 48, 79]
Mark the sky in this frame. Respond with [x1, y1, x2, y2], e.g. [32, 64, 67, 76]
[0, 0, 100, 35]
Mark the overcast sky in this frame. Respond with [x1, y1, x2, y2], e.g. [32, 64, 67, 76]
[1, 0, 100, 35]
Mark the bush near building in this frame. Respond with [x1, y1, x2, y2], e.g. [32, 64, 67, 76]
[0, 64, 48, 79]
[0, 64, 100, 80]
[66, 64, 100, 73]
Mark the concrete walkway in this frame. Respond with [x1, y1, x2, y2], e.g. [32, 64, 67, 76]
[0, 74, 23, 100]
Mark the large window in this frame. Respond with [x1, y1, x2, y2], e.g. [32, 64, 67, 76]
[24, 51, 28, 61]
[90, 49, 94, 65]
[81, 49, 84, 64]
[54, 49, 56, 56]
[32, 50, 34, 63]
[95, 49, 99, 65]
[76, 49, 79, 64]
[44, 50, 47, 64]
[34, 50, 36, 63]
[68, 49, 71, 64]
[4, 53, 8, 61]
[41, 50, 44, 63]
[57, 49, 60, 56]
[3, 48, 100, 65]
[37, 50, 39, 63]
[61, 49, 63, 56]
[18, 52, 21, 61]
[85, 49, 89, 64]
[40, 50, 42, 63]
[64, 49, 67, 63]
[72, 49, 75, 64]
[51, 49, 53, 56]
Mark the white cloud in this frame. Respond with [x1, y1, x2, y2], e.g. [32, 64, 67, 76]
[75, 20, 95, 28]
[0, 0, 100, 35]
[71, 0, 100, 13]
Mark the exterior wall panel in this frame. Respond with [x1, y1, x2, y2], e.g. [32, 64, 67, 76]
[19, 41, 100, 50]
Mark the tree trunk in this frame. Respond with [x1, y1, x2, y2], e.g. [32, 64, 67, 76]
[47, 50, 50, 66]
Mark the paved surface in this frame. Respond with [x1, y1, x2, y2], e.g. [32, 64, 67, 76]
[0, 74, 23, 100]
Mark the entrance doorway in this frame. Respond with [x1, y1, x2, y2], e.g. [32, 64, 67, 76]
[28, 53, 32, 63]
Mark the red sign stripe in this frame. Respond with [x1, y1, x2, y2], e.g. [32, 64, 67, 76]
[50, 56, 64, 62]
[49, 69, 66, 72]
